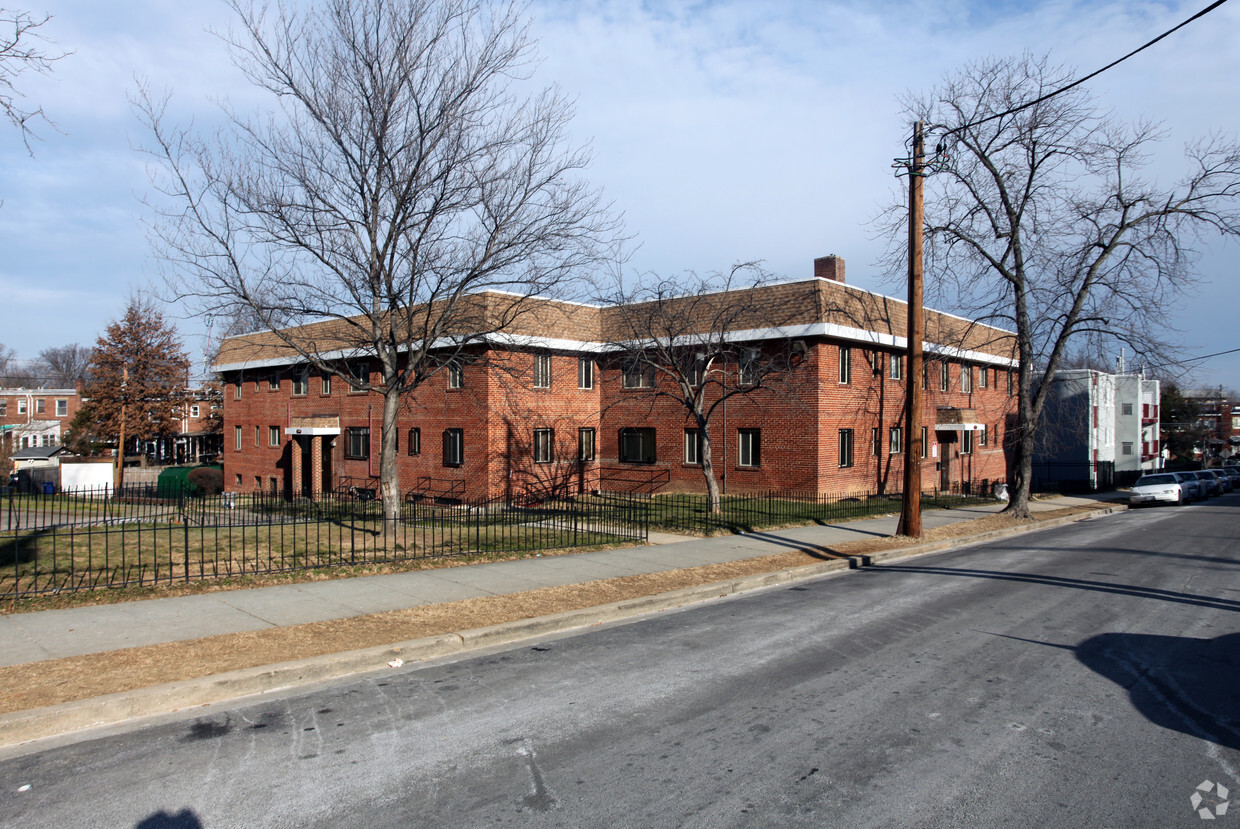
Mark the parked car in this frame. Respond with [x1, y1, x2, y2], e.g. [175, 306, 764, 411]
[1171, 471, 1205, 501]
[1208, 469, 1233, 493]
[1222, 466, 1240, 487]
[1193, 470, 1222, 497]
[1129, 473, 1190, 507]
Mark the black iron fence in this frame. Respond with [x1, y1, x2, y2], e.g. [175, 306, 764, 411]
[647, 484, 995, 536]
[2, 484, 649, 598]
[1029, 460, 1115, 494]
[3, 479, 1003, 599]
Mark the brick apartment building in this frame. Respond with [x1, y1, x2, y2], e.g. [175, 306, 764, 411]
[0, 386, 84, 451]
[213, 257, 1018, 501]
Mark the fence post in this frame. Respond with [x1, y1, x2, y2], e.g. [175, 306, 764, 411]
[182, 484, 191, 583]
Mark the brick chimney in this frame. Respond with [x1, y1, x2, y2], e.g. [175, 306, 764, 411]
[814, 255, 845, 283]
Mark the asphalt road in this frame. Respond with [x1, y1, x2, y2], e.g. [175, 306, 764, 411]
[2, 495, 1238, 828]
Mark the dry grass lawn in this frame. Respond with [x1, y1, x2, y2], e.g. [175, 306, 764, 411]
[0, 506, 1102, 715]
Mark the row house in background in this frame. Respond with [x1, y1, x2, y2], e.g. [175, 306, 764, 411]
[213, 256, 1018, 502]
[1033, 368, 1161, 490]
[0, 386, 84, 450]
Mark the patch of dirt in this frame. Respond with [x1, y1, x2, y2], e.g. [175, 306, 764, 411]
[0, 505, 1111, 715]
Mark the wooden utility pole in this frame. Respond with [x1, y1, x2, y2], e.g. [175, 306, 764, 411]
[114, 366, 128, 492]
[898, 121, 926, 538]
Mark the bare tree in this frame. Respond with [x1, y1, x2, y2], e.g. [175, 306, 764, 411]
[31, 343, 92, 387]
[602, 265, 808, 513]
[139, 0, 617, 531]
[1, 7, 64, 151]
[878, 53, 1240, 518]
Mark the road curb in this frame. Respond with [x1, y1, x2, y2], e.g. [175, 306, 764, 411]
[0, 502, 1123, 749]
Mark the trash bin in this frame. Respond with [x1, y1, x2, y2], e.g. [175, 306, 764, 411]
[42, 481, 55, 495]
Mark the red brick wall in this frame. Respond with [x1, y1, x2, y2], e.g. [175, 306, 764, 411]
[220, 338, 1015, 499]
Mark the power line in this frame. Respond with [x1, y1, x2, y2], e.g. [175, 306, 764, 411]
[949, 0, 1232, 135]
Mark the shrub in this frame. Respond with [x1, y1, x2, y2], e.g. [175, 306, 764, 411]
[187, 467, 224, 496]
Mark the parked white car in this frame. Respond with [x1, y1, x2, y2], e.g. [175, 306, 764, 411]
[1129, 473, 1188, 507]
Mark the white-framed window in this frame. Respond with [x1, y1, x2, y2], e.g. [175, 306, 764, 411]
[407, 427, 421, 456]
[321, 373, 332, 395]
[234, 380, 242, 400]
[980, 426, 988, 447]
[291, 372, 308, 396]
[940, 362, 950, 392]
[961, 364, 971, 393]
[622, 362, 653, 389]
[839, 346, 851, 385]
[254, 425, 261, 447]
[578, 358, 594, 390]
[922, 363, 929, 390]
[921, 426, 928, 459]
[738, 429, 760, 467]
[268, 375, 280, 391]
[889, 426, 903, 454]
[739, 348, 760, 386]
[578, 427, 595, 462]
[961, 430, 973, 454]
[35, 399, 44, 414]
[234, 425, 242, 451]
[890, 354, 903, 380]
[17, 398, 26, 414]
[533, 354, 552, 389]
[443, 428, 464, 467]
[1122, 441, 1134, 455]
[0, 400, 8, 416]
[349, 362, 368, 392]
[979, 366, 988, 388]
[838, 429, 854, 468]
[446, 361, 463, 390]
[56, 399, 67, 416]
[533, 428, 554, 463]
[190, 405, 200, 418]
[684, 429, 702, 465]
[269, 426, 280, 447]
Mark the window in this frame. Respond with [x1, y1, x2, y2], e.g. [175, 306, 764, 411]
[578, 358, 594, 390]
[534, 354, 552, 389]
[839, 346, 851, 385]
[254, 425, 261, 447]
[407, 427, 421, 456]
[1007, 369, 1014, 395]
[739, 349, 760, 386]
[684, 429, 702, 465]
[268, 375, 280, 391]
[738, 429, 760, 467]
[940, 362, 950, 392]
[269, 426, 280, 447]
[56, 399, 68, 416]
[889, 427, 903, 454]
[17, 398, 26, 414]
[961, 430, 973, 454]
[443, 428, 464, 467]
[190, 405, 200, 418]
[1122, 403, 1133, 416]
[578, 428, 595, 462]
[348, 362, 368, 392]
[961, 364, 971, 393]
[255, 476, 262, 490]
[0, 400, 7, 416]
[533, 428, 554, 463]
[235, 474, 242, 487]
[838, 429, 854, 468]
[35, 399, 44, 414]
[921, 426, 928, 459]
[687, 354, 706, 387]
[922, 362, 929, 390]
[234, 380, 242, 400]
[235, 425, 242, 450]
[979, 366, 988, 389]
[871, 427, 881, 457]
[321, 373, 332, 395]
[292, 372, 308, 396]
[443, 361, 462, 390]
[346, 427, 370, 460]
[890, 354, 903, 381]
[622, 362, 652, 389]
[980, 425, 988, 447]
[619, 427, 656, 463]
[1122, 441, 1134, 455]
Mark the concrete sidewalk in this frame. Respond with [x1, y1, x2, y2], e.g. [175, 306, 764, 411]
[0, 493, 1122, 669]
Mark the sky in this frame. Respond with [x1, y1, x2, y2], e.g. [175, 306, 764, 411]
[1, 0, 1238, 389]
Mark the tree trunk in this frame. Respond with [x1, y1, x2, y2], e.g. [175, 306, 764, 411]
[379, 386, 402, 549]
[699, 419, 722, 514]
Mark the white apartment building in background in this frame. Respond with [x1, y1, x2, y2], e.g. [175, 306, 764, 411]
[1034, 367, 1161, 489]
